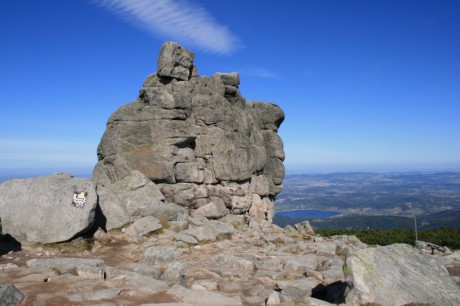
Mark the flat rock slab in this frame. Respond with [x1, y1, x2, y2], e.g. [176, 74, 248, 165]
[0, 173, 97, 243]
[125, 215, 162, 236]
[67, 288, 121, 302]
[346, 243, 460, 306]
[26, 258, 105, 272]
[168, 285, 242, 306]
[277, 277, 320, 299]
[143, 246, 180, 266]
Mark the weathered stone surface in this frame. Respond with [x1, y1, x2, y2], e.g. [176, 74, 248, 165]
[168, 285, 242, 306]
[0, 173, 97, 243]
[345, 244, 460, 306]
[213, 254, 256, 272]
[128, 264, 162, 279]
[157, 41, 195, 81]
[124, 216, 162, 236]
[160, 262, 186, 286]
[284, 254, 318, 275]
[0, 284, 25, 306]
[97, 171, 186, 226]
[277, 278, 320, 299]
[266, 291, 281, 306]
[174, 232, 198, 245]
[294, 221, 315, 236]
[94, 42, 285, 221]
[143, 246, 179, 266]
[26, 258, 105, 272]
[216, 72, 240, 86]
[67, 288, 121, 302]
[96, 185, 132, 230]
[104, 267, 169, 294]
[192, 202, 227, 219]
[183, 224, 217, 242]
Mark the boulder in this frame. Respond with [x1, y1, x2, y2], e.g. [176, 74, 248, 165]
[0, 284, 25, 306]
[128, 263, 162, 279]
[345, 244, 460, 306]
[157, 41, 195, 81]
[276, 278, 320, 299]
[284, 254, 319, 275]
[174, 232, 198, 245]
[96, 171, 186, 228]
[215, 72, 240, 86]
[143, 246, 179, 266]
[183, 224, 217, 242]
[124, 216, 162, 236]
[0, 173, 97, 244]
[160, 261, 186, 286]
[192, 202, 227, 219]
[96, 185, 132, 230]
[93, 41, 285, 221]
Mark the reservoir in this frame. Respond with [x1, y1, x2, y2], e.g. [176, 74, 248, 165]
[275, 209, 342, 219]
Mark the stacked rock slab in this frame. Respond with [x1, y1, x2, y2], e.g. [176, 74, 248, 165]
[94, 41, 285, 222]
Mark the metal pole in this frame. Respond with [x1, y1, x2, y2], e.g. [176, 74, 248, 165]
[414, 214, 418, 242]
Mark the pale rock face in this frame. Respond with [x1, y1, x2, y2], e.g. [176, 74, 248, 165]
[94, 41, 285, 221]
[346, 244, 460, 306]
[0, 173, 97, 244]
[157, 42, 195, 81]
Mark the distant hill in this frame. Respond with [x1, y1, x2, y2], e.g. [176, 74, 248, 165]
[274, 209, 460, 230]
[276, 172, 460, 216]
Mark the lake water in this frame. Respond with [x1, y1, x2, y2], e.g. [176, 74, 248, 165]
[275, 209, 342, 219]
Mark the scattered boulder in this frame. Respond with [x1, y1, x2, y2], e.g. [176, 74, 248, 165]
[124, 215, 162, 236]
[143, 246, 179, 266]
[192, 201, 227, 219]
[276, 277, 320, 299]
[283, 254, 318, 275]
[160, 261, 186, 286]
[0, 284, 25, 306]
[93, 41, 285, 222]
[345, 243, 460, 305]
[97, 170, 186, 229]
[0, 173, 97, 243]
[174, 232, 198, 245]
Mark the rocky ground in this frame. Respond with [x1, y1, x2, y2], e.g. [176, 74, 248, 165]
[1, 215, 460, 306]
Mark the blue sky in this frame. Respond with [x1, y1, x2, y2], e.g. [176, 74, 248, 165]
[1, 0, 459, 178]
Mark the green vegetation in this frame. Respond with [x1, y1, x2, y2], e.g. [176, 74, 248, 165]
[37, 238, 93, 253]
[318, 227, 460, 250]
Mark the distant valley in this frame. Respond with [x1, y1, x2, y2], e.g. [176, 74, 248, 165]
[275, 172, 460, 229]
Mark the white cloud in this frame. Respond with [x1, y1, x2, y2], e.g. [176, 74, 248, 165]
[93, 0, 240, 54]
[241, 66, 280, 79]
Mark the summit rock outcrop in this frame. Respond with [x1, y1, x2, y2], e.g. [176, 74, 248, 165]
[93, 41, 285, 224]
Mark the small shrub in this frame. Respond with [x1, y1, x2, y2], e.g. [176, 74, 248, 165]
[343, 264, 352, 276]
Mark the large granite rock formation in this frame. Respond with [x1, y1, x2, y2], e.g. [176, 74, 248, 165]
[94, 41, 285, 222]
[0, 173, 97, 244]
